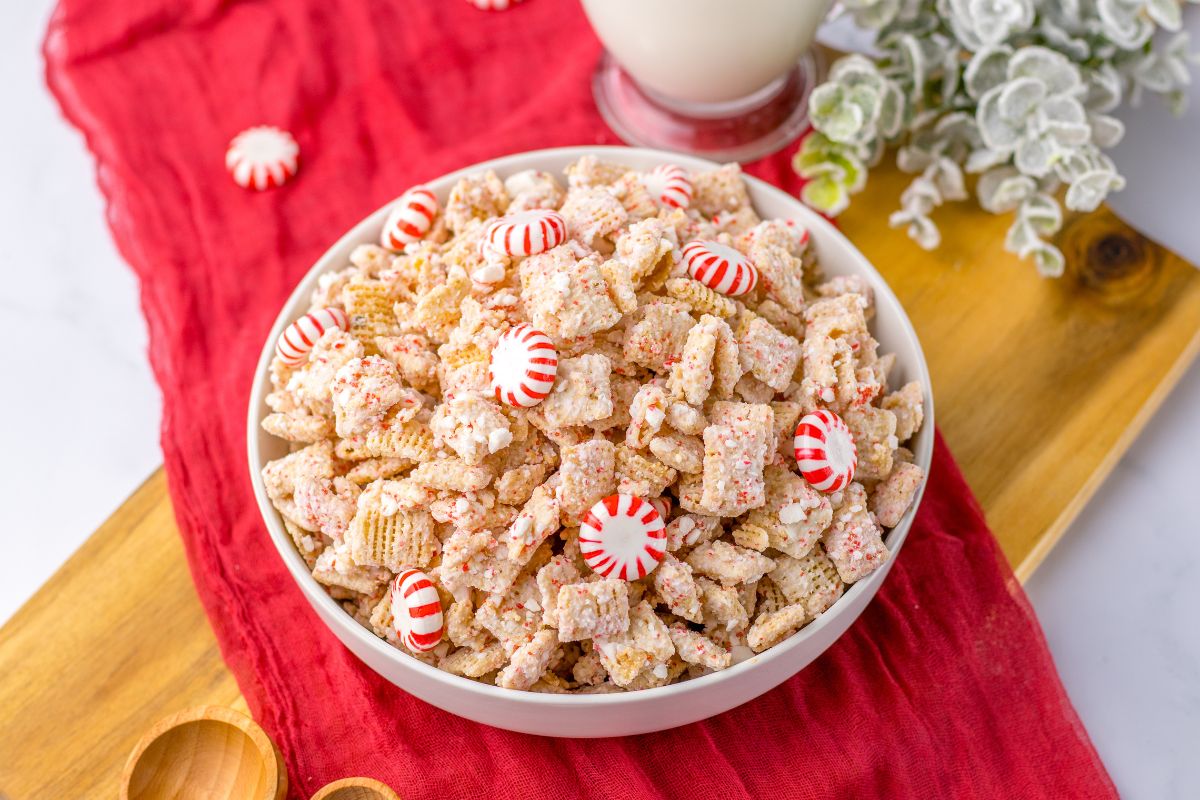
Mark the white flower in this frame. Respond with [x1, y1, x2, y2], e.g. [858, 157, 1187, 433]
[975, 48, 1089, 178]
[797, 0, 1199, 276]
[809, 55, 905, 146]
[1097, 0, 1156, 50]
[1054, 146, 1126, 210]
[977, 166, 1037, 213]
[1125, 31, 1197, 113]
[938, 0, 1034, 50]
[840, 0, 903, 29]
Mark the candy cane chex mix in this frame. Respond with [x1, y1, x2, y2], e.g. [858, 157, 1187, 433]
[260, 156, 926, 692]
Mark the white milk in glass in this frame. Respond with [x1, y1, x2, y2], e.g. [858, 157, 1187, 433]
[581, 0, 834, 107]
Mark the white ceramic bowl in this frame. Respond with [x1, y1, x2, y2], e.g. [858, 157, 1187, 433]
[247, 146, 934, 737]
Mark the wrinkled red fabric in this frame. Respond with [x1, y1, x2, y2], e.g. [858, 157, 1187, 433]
[44, 1, 1115, 797]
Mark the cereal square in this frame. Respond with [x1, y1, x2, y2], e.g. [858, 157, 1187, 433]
[520, 246, 622, 340]
[556, 579, 631, 642]
[538, 354, 614, 428]
[824, 483, 889, 583]
[869, 461, 925, 527]
[668, 315, 722, 405]
[690, 163, 752, 216]
[686, 540, 776, 587]
[559, 186, 629, 246]
[747, 604, 808, 652]
[536, 554, 583, 629]
[652, 553, 703, 623]
[497, 630, 560, 690]
[502, 478, 561, 565]
[558, 440, 617, 521]
[700, 415, 772, 516]
[623, 297, 696, 373]
[592, 601, 674, 687]
[614, 217, 677, 284]
[738, 317, 801, 392]
[429, 391, 512, 466]
[625, 383, 670, 449]
[748, 221, 807, 316]
[882, 381, 925, 443]
[770, 549, 845, 618]
[668, 624, 732, 671]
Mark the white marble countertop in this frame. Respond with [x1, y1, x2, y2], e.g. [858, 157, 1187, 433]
[3, 2, 1198, 795]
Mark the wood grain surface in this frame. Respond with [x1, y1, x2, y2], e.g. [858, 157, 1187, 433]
[120, 705, 288, 800]
[840, 162, 1200, 578]
[1, 160, 1197, 799]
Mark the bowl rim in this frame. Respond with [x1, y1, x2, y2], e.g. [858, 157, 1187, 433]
[246, 145, 935, 707]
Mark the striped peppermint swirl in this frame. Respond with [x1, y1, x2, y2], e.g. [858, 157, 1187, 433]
[643, 164, 693, 210]
[392, 568, 444, 653]
[489, 324, 558, 407]
[381, 186, 439, 250]
[648, 496, 672, 524]
[275, 307, 350, 367]
[225, 126, 299, 191]
[484, 210, 566, 257]
[793, 410, 858, 493]
[579, 494, 667, 581]
[682, 240, 759, 297]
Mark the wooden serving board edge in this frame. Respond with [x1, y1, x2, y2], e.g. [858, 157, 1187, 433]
[1014, 326, 1200, 581]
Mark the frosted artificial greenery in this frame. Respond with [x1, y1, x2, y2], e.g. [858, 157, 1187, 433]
[795, 0, 1199, 276]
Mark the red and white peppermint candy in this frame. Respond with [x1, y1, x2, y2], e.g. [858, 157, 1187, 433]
[391, 568, 444, 653]
[580, 494, 667, 580]
[275, 307, 350, 367]
[226, 126, 299, 191]
[381, 186, 439, 250]
[649, 496, 672, 523]
[489, 324, 558, 407]
[643, 164, 693, 210]
[681, 240, 759, 297]
[467, 0, 522, 8]
[793, 410, 858, 493]
[484, 210, 566, 258]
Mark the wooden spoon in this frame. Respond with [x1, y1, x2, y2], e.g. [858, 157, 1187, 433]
[121, 705, 287, 800]
[310, 777, 402, 800]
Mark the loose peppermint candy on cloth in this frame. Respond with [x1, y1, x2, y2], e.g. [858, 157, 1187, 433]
[643, 164, 693, 209]
[484, 209, 566, 257]
[391, 568, 444, 653]
[381, 186, 439, 250]
[225, 126, 299, 190]
[275, 308, 350, 366]
[580, 494, 667, 580]
[682, 239, 759, 297]
[794, 410, 858, 493]
[489, 323, 558, 407]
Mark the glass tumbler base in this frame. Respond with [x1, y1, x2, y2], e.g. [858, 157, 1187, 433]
[591, 50, 821, 164]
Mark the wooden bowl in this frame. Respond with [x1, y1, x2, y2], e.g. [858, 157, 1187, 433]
[121, 705, 287, 800]
[310, 777, 401, 800]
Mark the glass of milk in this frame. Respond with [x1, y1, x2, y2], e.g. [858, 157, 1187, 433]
[581, 0, 836, 162]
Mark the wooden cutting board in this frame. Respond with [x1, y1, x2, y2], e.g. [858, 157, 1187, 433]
[2, 160, 1199, 798]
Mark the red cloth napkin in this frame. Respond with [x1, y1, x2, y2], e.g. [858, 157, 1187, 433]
[45, 1, 1115, 797]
